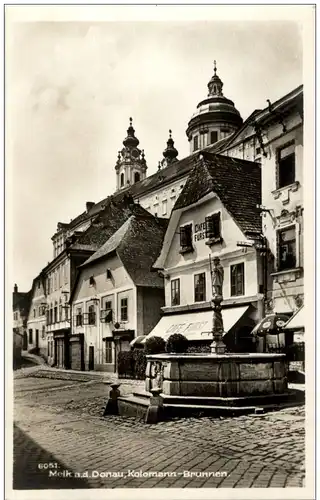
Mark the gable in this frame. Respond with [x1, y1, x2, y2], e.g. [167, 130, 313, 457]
[165, 195, 247, 270]
[72, 253, 134, 302]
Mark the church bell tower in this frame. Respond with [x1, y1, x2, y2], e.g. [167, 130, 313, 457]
[115, 118, 147, 191]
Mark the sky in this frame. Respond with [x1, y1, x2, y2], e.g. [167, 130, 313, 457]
[7, 9, 305, 291]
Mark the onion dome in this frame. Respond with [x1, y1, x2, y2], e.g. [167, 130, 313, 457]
[123, 117, 140, 148]
[186, 61, 243, 146]
[162, 130, 179, 164]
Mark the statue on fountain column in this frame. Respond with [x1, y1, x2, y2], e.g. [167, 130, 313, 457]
[210, 256, 226, 354]
[211, 256, 224, 299]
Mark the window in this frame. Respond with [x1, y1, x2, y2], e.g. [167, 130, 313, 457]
[49, 308, 53, 325]
[33, 309, 36, 318]
[89, 276, 95, 287]
[193, 135, 199, 151]
[42, 325, 45, 339]
[59, 304, 62, 322]
[256, 147, 261, 155]
[88, 305, 96, 325]
[38, 281, 41, 289]
[120, 298, 128, 322]
[180, 224, 193, 253]
[105, 340, 113, 363]
[13, 312, 18, 321]
[278, 143, 295, 188]
[162, 200, 167, 216]
[278, 227, 296, 271]
[28, 329, 33, 344]
[231, 263, 245, 297]
[106, 269, 112, 280]
[47, 341, 51, 357]
[104, 300, 113, 323]
[76, 308, 83, 327]
[64, 301, 69, 321]
[120, 173, 124, 187]
[171, 279, 180, 306]
[134, 172, 140, 183]
[194, 273, 206, 302]
[54, 306, 58, 323]
[64, 262, 68, 284]
[38, 306, 42, 316]
[210, 131, 218, 144]
[205, 213, 221, 241]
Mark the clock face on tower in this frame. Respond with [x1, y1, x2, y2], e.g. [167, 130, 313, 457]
[131, 149, 140, 159]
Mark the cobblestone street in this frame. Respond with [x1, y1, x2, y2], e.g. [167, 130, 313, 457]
[13, 368, 306, 489]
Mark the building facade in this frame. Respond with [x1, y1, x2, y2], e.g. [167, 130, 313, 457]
[223, 85, 304, 320]
[149, 152, 263, 351]
[14, 63, 304, 366]
[70, 214, 167, 371]
[26, 274, 47, 357]
[13, 284, 31, 362]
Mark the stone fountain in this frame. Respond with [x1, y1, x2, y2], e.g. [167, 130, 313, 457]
[107, 258, 303, 423]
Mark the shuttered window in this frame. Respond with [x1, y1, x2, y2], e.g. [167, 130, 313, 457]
[180, 224, 193, 251]
[205, 213, 221, 240]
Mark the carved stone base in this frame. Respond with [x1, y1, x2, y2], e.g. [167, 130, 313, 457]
[210, 339, 226, 354]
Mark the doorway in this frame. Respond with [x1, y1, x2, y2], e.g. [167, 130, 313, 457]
[23, 332, 28, 350]
[89, 346, 94, 371]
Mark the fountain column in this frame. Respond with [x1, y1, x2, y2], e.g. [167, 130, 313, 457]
[210, 256, 226, 354]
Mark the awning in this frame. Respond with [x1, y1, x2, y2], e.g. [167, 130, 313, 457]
[142, 306, 249, 343]
[130, 335, 147, 347]
[284, 306, 304, 331]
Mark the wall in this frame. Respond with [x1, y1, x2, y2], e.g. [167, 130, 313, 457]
[139, 287, 165, 336]
[72, 253, 136, 371]
[259, 116, 303, 314]
[138, 177, 188, 218]
[26, 279, 47, 356]
[46, 254, 71, 337]
[163, 196, 259, 308]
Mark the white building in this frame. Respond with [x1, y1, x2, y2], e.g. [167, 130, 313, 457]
[70, 213, 167, 371]
[147, 151, 264, 352]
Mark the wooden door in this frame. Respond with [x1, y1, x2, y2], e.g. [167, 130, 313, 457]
[89, 346, 94, 371]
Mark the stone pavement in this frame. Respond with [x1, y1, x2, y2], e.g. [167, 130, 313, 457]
[13, 373, 306, 490]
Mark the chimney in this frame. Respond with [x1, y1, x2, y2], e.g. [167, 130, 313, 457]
[86, 201, 95, 212]
[14, 284, 18, 293]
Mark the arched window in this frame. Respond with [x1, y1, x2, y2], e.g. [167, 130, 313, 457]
[120, 173, 124, 187]
[134, 172, 140, 183]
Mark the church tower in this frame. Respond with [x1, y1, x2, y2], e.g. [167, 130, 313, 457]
[115, 118, 147, 191]
[159, 129, 179, 169]
[186, 62, 243, 153]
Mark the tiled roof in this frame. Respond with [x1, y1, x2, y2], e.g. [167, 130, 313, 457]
[174, 151, 262, 235]
[71, 195, 153, 253]
[13, 290, 32, 313]
[81, 214, 168, 288]
[64, 138, 231, 233]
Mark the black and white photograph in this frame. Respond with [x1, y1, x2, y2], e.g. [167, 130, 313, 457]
[6, 4, 315, 499]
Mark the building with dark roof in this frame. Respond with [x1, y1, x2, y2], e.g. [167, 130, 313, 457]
[42, 196, 157, 369]
[14, 59, 304, 364]
[13, 284, 32, 360]
[69, 214, 168, 372]
[147, 152, 265, 352]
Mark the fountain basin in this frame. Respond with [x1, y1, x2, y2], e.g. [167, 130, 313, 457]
[111, 352, 303, 423]
[145, 353, 288, 398]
